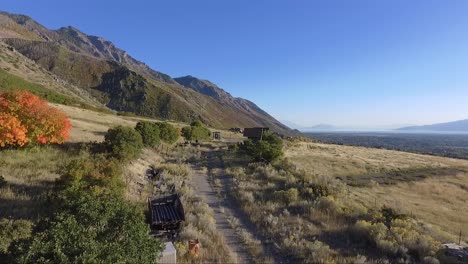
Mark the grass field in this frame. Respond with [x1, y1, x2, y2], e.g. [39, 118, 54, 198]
[54, 104, 244, 143]
[285, 141, 468, 244]
[217, 140, 468, 262]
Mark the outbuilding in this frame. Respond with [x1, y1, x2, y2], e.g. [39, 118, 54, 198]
[243, 127, 269, 140]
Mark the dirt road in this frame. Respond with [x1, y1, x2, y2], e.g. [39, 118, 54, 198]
[190, 160, 253, 263]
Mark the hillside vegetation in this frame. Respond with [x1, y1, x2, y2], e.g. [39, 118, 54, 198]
[217, 140, 468, 263]
[0, 11, 292, 134]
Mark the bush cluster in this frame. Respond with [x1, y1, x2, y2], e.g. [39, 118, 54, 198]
[181, 120, 211, 141]
[104, 126, 143, 161]
[0, 90, 71, 147]
[350, 207, 439, 262]
[242, 132, 283, 162]
[11, 134, 163, 262]
[135, 121, 160, 147]
[154, 122, 179, 144]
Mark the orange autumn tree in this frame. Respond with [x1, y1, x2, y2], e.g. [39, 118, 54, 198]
[0, 90, 71, 147]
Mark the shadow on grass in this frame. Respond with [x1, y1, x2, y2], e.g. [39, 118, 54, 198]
[0, 181, 56, 220]
[51, 141, 107, 155]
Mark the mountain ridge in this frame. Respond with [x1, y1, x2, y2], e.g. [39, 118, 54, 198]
[0, 10, 293, 135]
[398, 119, 468, 132]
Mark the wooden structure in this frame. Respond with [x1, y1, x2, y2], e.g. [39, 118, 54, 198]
[148, 194, 185, 237]
[243, 127, 269, 140]
[212, 131, 221, 140]
[159, 242, 177, 264]
[229, 127, 243, 133]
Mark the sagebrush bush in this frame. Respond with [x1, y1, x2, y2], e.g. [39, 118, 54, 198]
[273, 188, 299, 204]
[104, 126, 143, 160]
[350, 209, 439, 261]
[135, 121, 160, 147]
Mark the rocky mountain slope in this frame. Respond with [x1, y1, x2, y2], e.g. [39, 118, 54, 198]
[0, 11, 292, 135]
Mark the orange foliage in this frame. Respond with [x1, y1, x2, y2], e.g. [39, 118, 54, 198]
[0, 91, 71, 147]
[0, 113, 28, 147]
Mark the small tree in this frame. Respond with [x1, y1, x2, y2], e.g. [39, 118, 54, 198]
[182, 121, 211, 141]
[243, 132, 283, 162]
[155, 122, 179, 144]
[181, 126, 192, 140]
[135, 121, 160, 147]
[191, 120, 203, 127]
[14, 191, 163, 264]
[0, 90, 71, 147]
[104, 126, 143, 161]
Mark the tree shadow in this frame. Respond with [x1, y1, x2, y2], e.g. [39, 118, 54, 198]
[0, 181, 56, 220]
[51, 141, 107, 155]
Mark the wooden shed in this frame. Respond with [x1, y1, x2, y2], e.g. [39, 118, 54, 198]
[243, 127, 269, 140]
[212, 131, 221, 140]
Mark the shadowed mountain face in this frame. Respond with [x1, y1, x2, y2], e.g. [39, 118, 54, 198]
[0, 11, 293, 135]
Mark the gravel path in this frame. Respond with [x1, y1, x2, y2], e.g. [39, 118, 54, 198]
[190, 159, 253, 264]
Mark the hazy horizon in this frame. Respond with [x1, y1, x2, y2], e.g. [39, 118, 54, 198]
[2, 0, 468, 128]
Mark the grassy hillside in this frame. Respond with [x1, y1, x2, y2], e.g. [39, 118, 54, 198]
[0, 68, 110, 113]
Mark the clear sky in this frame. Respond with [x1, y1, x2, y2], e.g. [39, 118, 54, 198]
[2, 0, 468, 128]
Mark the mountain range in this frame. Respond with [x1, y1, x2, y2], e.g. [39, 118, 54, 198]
[398, 119, 468, 132]
[0, 11, 292, 135]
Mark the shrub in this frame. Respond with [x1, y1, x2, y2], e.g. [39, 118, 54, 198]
[181, 120, 211, 141]
[0, 219, 32, 254]
[58, 153, 124, 195]
[104, 126, 143, 160]
[350, 209, 440, 261]
[135, 121, 160, 147]
[155, 122, 179, 144]
[191, 120, 203, 127]
[14, 191, 163, 264]
[181, 126, 192, 140]
[0, 90, 71, 147]
[274, 188, 299, 204]
[243, 132, 283, 162]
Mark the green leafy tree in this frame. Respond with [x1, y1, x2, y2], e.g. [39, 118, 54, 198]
[190, 120, 203, 127]
[14, 191, 163, 264]
[181, 126, 192, 140]
[243, 132, 283, 162]
[104, 126, 143, 160]
[155, 122, 179, 144]
[181, 121, 211, 141]
[135, 121, 160, 147]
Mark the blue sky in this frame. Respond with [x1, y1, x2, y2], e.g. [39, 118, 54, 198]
[2, 0, 468, 128]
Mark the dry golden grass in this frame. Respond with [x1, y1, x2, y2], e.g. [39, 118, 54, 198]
[285, 141, 468, 244]
[54, 103, 245, 143]
[285, 141, 468, 177]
